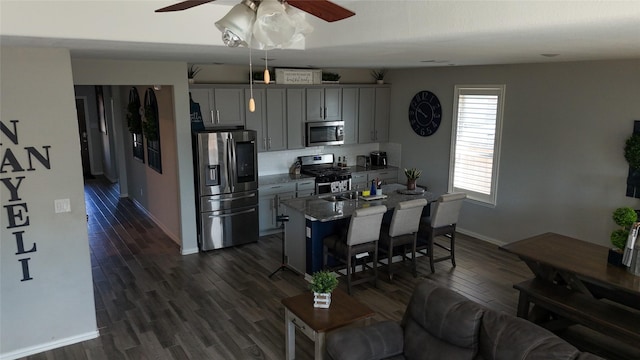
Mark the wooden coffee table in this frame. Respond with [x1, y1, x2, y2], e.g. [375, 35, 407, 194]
[281, 289, 374, 359]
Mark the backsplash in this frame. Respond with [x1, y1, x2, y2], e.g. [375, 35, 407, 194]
[258, 143, 402, 175]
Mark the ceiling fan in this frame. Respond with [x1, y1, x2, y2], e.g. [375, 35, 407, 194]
[155, 0, 355, 23]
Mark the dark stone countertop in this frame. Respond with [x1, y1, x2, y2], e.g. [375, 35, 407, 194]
[280, 183, 436, 222]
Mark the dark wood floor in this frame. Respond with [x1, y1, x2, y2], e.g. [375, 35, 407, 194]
[21, 177, 631, 359]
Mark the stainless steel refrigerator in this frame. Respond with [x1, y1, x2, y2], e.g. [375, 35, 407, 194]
[193, 129, 259, 251]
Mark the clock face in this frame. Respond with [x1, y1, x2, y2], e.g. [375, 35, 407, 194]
[408, 91, 442, 137]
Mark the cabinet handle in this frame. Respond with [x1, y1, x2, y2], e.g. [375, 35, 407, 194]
[210, 110, 215, 123]
[319, 107, 323, 119]
[263, 138, 267, 150]
[216, 109, 220, 123]
[268, 138, 272, 149]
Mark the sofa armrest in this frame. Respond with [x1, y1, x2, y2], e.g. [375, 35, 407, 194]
[326, 320, 404, 360]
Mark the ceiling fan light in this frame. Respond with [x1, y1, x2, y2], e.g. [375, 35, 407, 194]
[253, 0, 295, 48]
[215, 0, 257, 47]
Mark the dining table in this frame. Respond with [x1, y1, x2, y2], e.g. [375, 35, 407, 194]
[500, 232, 640, 347]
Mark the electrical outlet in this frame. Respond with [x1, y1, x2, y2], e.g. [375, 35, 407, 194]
[54, 199, 71, 213]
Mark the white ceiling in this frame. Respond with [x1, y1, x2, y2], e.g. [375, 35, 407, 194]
[1, 0, 639, 69]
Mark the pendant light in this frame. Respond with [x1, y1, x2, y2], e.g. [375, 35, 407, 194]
[248, 46, 255, 112]
[215, 0, 257, 48]
[264, 50, 270, 84]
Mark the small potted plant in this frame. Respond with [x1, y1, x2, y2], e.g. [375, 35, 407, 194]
[404, 168, 422, 190]
[187, 65, 201, 84]
[309, 270, 338, 308]
[609, 207, 637, 266]
[371, 69, 386, 84]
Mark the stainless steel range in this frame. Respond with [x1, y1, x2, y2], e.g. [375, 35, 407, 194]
[299, 154, 351, 194]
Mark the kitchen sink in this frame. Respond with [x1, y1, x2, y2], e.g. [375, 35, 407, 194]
[321, 191, 358, 202]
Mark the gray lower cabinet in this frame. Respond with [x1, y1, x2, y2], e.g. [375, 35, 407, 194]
[259, 179, 316, 235]
[352, 169, 399, 192]
[368, 169, 398, 185]
[351, 172, 368, 191]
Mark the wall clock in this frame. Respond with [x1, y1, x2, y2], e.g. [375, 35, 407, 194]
[408, 90, 442, 137]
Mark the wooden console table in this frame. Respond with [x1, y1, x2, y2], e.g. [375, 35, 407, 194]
[500, 232, 640, 346]
[281, 289, 374, 359]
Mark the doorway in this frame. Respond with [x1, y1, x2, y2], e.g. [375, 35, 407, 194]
[75, 97, 94, 178]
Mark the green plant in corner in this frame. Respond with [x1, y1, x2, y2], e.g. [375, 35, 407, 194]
[624, 134, 640, 169]
[611, 207, 637, 250]
[309, 270, 338, 294]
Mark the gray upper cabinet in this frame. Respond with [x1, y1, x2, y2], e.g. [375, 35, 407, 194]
[245, 88, 286, 152]
[306, 87, 342, 121]
[358, 86, 390, 143]
[287, 88, 306, 149]
[190, 86, 245, 127]
[342, 88, 358, 145]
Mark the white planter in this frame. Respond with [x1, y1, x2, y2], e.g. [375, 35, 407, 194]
[313, 292, 331, 308]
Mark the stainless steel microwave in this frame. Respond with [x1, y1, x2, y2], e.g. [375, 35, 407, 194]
[306, 121, 344, 147]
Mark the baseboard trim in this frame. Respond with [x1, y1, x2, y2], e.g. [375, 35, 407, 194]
[0, 330, 99, 360]
[130, 199, 182, 246]
[181, 247, 199, 255]
[456, 227, 506, 246]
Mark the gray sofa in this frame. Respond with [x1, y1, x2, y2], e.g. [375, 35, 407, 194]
[326, 279, 604, 360]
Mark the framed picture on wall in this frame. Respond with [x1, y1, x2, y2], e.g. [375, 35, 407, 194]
[95, 85, 107, 134]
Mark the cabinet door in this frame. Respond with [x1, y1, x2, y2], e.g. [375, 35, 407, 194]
[259, 194, 277, 232]
[351, 172, 368, 191]
[266, 88, 286, 151]
[305, 88, 324, 121]
[287, 88, 305, 149]
[358, 88, 375, 143]
[213, 88, 245, 127]
[245, 88, 267, 151]
[324, 88, 342, 120]
[190, 88, 214, 126]
[374, 87, 391, 142]
[342, 88, 358, 145]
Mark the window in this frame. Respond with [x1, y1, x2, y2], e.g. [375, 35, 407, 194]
[449, 85, 505, 205]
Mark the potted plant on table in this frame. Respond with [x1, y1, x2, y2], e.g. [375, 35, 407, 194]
[404, 168, 422, 191]
[609, 207, 638, 267]
[310, 270, 338, 308]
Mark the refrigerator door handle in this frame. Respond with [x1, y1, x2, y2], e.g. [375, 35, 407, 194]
[206, 193, 256, 202]
[228, 138, 237, 192]
[208, 207, 256, 218]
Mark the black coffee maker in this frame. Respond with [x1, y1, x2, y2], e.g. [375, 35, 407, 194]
[370, 151, 387, 167]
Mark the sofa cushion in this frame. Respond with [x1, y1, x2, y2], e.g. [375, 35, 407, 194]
[478, 310, 581, 360]
[326, 320, 404, 360]
[402, 281, 484, 359]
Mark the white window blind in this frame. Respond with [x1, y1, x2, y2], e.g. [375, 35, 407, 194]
[449, 85, 505, 205]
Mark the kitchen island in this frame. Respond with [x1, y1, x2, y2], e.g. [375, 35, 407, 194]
[280, 183, 436, 275]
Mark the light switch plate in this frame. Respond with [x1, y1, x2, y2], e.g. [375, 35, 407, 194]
[54, 198, 71, 213]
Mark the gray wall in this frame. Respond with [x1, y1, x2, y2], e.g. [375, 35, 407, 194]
[389, 59, 640, 246]
[1, 47, 97, 358]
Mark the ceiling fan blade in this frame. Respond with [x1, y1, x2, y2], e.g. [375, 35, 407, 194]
[286, 0, 355, 22]
[155, 0, 216, 13]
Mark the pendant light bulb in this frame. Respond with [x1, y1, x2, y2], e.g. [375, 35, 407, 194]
[264, 69, 270, 84]
[249, 97, 256, 112]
